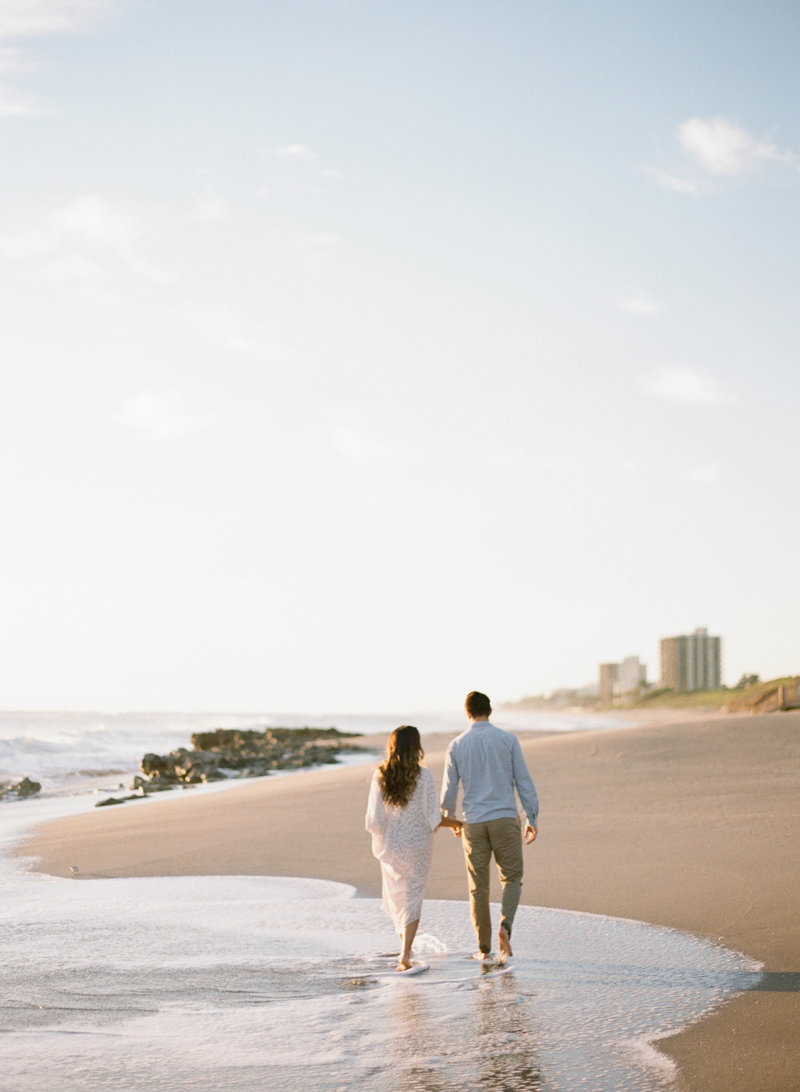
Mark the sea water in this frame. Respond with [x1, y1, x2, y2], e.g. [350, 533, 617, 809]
[2, 794, 762, 1091]
[0, 713, 762, 1090]
[0, 708, 622, 795]
[0, 865, 760, 1092]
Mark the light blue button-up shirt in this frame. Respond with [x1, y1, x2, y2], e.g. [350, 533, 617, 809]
[440, 719, 539, 828]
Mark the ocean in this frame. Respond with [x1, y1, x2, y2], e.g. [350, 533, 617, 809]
[0, 707, 624, 796]
[1, 710, 761, 1091]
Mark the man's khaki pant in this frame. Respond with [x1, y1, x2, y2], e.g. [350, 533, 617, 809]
[461, 816, 523, 954]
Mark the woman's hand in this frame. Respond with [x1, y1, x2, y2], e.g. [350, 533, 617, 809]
[439, 814, 463, 837]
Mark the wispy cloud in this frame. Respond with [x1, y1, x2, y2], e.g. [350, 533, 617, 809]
[176, 301, 288, 362]
[688, 461, 721, 483]
[224, 335, 266, 356]
[39, 251, 109, 283]
[51, 194, 140, 247]
[114, 390, 217, 442]
[265, 142, 344, 185]
[190, 187, 232, 223]
[273, 143, 317, 162]
[645, 366, 725, 405]
[0, 46, 31, 70]
[332, 426, 404, 466]
[0, 87, 43, 115]
[619, 293, 662, 318]
[1, 194, 175, 285]
[298, 231, 339, 248]
[641, 165, 701, 196]
[0, 1, 118, 120]
[297, 230, 340, 257]
[644, 116, 800, 195]
[0, 43, 42, 115]
[51, 194, 175, 285]
[294, 230, 341, 271]
[0, 1, 116, 40]
[678, 117, 799, 176]
[0, 227, 56, 259]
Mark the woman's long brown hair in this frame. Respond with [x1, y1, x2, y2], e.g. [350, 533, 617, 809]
[378, 725, 423, 807]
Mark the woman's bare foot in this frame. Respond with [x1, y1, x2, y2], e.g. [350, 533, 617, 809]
[498, 923, 513, 962]
[397, 918, 419, 973]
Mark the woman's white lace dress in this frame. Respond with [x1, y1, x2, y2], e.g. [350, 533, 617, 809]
[365, 766, 441, 930]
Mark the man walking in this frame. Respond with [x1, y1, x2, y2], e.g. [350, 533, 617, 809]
[440, 691, 539, 962]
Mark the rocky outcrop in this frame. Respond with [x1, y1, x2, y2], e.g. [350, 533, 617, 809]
[94, 726, 366, 806]
[0, 776, 42, 800]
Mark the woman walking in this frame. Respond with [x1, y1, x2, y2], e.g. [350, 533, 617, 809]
[365, 725, 461, 971]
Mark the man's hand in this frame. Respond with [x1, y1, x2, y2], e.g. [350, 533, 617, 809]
[524, 824, 537, 844]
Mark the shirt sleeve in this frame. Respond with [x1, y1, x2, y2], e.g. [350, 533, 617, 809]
[422, 768, 441, 831]
[364, 771, 386, 835]
[440, 743, 460, 816]
[511, 738, 539, 828]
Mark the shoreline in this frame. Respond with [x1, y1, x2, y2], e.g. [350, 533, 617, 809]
[13, 710, 800, 1091]
[0, 705, 619, 799]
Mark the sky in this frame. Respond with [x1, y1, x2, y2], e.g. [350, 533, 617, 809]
[0, 0, 798, 713]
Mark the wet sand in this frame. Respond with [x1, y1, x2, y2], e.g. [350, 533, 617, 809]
[16, 711, 800, 1092]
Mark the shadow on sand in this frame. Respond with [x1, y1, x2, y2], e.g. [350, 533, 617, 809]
[750, 971, 800, 993]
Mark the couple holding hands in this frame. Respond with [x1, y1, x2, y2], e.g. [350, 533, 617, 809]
[365, 691, 539, 972]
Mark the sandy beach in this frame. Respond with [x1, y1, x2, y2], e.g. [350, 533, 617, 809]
[17, 710, 800, 1092]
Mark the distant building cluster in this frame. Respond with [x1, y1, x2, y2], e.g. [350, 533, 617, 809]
[660, 627, 722, 692]
[598, 626, 723, 702]
[598, 656, 646, 703]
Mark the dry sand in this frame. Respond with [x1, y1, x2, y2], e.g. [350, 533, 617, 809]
[16, 711, 800, 1092]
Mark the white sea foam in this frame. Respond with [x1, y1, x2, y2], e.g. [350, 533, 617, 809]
[0, 866, 760, 1092]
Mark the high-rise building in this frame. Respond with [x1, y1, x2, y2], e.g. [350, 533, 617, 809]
[598, 656, 646, 702]
[598, 662, 619, 704]
[619, 656, 647, 693]
[660, 627, 722, 692]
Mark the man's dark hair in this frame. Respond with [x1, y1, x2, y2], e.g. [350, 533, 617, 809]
[465, 691, 492, 718]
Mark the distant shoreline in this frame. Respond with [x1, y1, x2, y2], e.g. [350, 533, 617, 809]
[502, 673, 800, 717]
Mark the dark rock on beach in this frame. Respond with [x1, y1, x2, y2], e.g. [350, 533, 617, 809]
[128, 726, 365, 802]
[0, 776, 42, 801]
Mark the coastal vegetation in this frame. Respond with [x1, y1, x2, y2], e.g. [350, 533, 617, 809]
[618, 676, 800, 713]
[505, 676, 800, 716]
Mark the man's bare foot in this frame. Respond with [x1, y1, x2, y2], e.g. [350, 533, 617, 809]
[470, 951, 493, 962]
[498, 924, 513, 962]
[396, 958, 412, 971]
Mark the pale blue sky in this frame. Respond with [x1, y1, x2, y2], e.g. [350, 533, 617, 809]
[1, 1, 798, 711]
